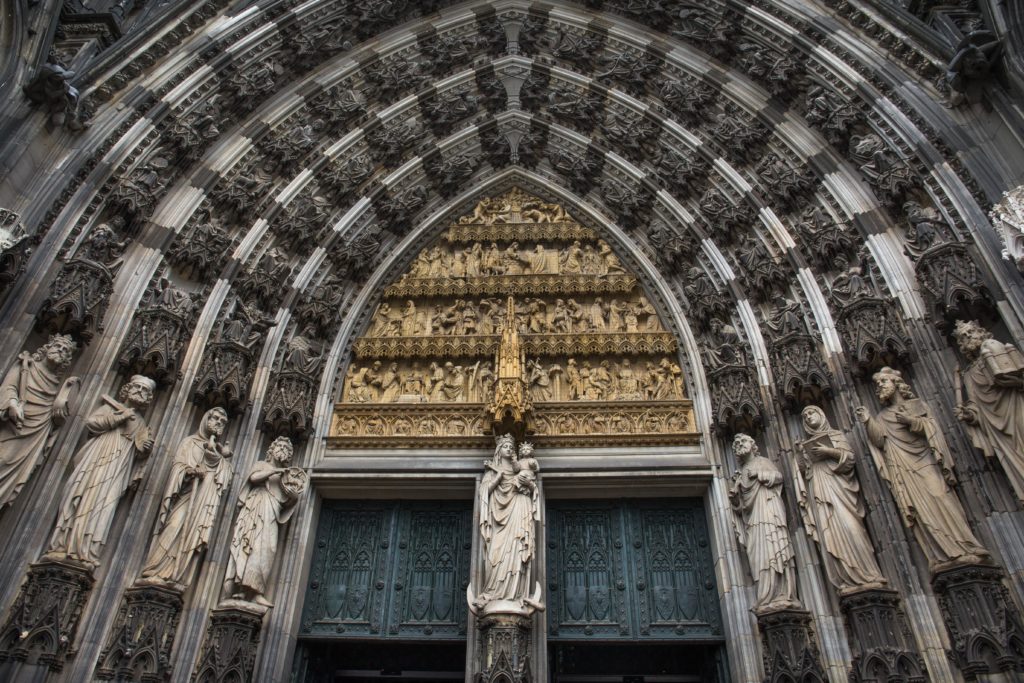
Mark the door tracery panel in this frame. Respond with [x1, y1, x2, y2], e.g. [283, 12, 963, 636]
[547, 500, 722, 642]
[300, 501, 472, 639]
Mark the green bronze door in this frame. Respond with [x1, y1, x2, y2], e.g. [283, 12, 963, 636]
[300, 501, 472, 640]
[547, 499, 723, 642]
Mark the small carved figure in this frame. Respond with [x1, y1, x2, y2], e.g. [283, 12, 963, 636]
[528, 359, 552, 402]
[945, 31, 1002, 107]
[560, 241, 584, 274]
[527, 245, 548, 274]
[856, 367, 989, 572]
[954, 320, 1024, 504]
[796, 406, 886, 593]
[0, 335, 79, 510]
[23, 62, 82, 130]
[401, 362, 427, 399]
[139, 407, 233, 589]
[599, 240, 625, 275]
[223, 436, 307, 607]
[45, 376, 157, 568]
[729, 433, 799, 611]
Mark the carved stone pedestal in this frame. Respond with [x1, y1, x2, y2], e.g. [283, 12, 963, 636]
[932, 564, 1024, 679]
[476, 608, 532, 683]
[190, 601, 267, 683]
[95, 584, 184, 681]
[839, 588, 926, 682]
[0, 558, 94, 673]
[756, 607, 826, 683]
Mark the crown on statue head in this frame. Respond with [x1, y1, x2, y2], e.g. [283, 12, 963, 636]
[518, 442, 534, 457]
[495, 433, 515, 450]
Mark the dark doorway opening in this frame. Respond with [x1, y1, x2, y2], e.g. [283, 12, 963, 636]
[550, 642, 728, 683]
[295, 641, 466, 683]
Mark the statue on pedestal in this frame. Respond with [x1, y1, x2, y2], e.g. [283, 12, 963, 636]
[729, 433, 799, 612]
[953, 320, 1024, 504]
[45, 375, 156, 568]
[855, 367, 988, 572]
[139, 407, 233, 590]
[796, 406, 886, 593]
[0, 335, 79, 511]
[469, 434, 543, 616]
[223, 436, 308, 607]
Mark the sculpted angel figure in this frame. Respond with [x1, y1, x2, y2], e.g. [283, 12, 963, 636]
[224, 436, 308, 607]
[139, 407, 233, 589]
[45, 375, 157, 568]
[0, 335, 79, 511]
[796, 406, 886, 593]
[856, 367, 988, 572]
[729, 433, 799, 612]
[470, 435, 543, 615]
[953, 320, 1024, 504]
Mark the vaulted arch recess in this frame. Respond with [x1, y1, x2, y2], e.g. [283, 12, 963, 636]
[0, 1, 1021, 682]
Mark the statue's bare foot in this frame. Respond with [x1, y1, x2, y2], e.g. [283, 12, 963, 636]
[253, 594, 274, 608]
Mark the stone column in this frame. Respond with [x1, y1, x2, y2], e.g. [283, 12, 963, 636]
[190, 602, 266, 683]
[838, 588, 926, 682]
[95, 584, 184, 681]
[0, 558, 94, 676]
[932, 564, 1024, 681]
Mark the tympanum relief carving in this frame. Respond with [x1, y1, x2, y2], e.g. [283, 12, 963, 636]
[329, 189, 697, 449]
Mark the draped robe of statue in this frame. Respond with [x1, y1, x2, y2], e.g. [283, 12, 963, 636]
[797, 407, 886, 592]
[225, 454, 304, 603]
[730, 445, 798, 611]
[0, 351, 75, 509]
[959, 338, 1024, 504]
[478, 438, 538, 608]
[47, 398, 152, 566]
[862, 396, 988, 570]
[140, 411, 232, 588]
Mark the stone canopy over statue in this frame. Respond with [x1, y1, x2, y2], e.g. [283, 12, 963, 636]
[468, 433, 544, 617]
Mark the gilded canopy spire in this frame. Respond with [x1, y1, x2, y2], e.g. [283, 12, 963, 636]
[488, 296, 532, 437]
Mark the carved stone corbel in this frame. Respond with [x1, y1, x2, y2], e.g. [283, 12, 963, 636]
[757, 608, 827, 683]
[0, 559, 94, 672]
[839, 588, 926, 683]
[94, 585, 184, 682]
[190, 604, 265, 683]
[932, 564, 1024, 678]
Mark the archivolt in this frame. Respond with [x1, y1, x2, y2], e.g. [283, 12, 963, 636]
[0, 0, 1017, 450]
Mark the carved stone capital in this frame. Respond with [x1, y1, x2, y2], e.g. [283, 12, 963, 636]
[0, 559, 95, 672]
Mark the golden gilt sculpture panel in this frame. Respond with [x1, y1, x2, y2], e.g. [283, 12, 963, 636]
[329, 188, 698, 449]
